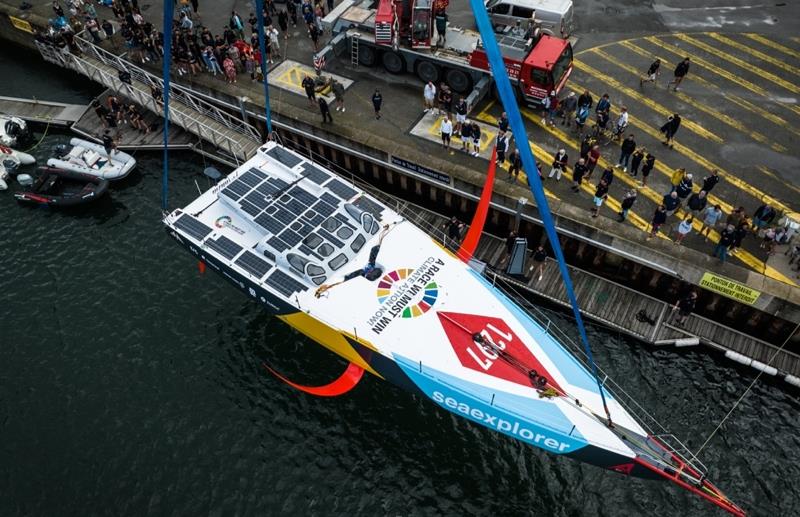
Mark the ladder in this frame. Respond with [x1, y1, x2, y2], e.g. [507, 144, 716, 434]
[350, 33, 360, 67]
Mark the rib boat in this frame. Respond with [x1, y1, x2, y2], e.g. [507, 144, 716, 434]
[163, 142, 744, 515]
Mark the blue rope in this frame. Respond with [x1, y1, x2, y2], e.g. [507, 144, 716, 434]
[255, 0, 273, 135]
[468, 0, 612, 421]
[161, 0, 174, 211]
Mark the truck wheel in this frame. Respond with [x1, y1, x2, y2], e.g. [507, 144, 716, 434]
[445, 69, 473, 94]
[381, 51, 405, 74]
[415, 60, 440, 84]
[358, 46, 376, 67]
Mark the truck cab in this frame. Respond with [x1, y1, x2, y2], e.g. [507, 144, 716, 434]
[519, 33, 572, 103]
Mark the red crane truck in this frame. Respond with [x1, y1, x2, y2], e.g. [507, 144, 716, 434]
[316, 0, 573, 107]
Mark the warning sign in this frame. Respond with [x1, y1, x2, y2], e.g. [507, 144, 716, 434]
[699, 272, 761, 305]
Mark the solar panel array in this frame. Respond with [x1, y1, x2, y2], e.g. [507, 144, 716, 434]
[235, 251, 273, 279]
[266, 269, 308, 296]
[205, 235, 243, 260]
[174, 214, 213, 241]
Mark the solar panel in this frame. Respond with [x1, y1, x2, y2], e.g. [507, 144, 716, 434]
[239, 169, 266, 188]
[288, 186, 317, 207]
[318, 228, 344, 248]
[353, 196, 385, 217]
[240, 200, 262, 217]
[254, 213, 285, 234]
[307, 214, 324, 227]
[267, 177, 289, 191]
[235, 251, 273, 278]
[265, 269, 308, 296]
[266, 146, 304, 169]
[206, 235, 243, 260]
[220, 187, 241, 201]
[256, 182, 279, 197]
[300, 163, 330, 184]
[267, 235, 290, 253]
[312, 200, 336, 217]
[325, 179, 358, 201]
[278, 229, 303, 247]
[244, 191, 270, 210]
[174, 214, 213, 241]
[321, 192, 340, 207]
[226, 178, 252, 198]
[302, 209, 317, 221]
[273, 208, 295, 225]
[281, 196, 307, 216]
[334, 213, 357, 228]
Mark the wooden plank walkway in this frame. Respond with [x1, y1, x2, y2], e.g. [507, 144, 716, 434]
[71, 91, 196, 151]
[0, 96, 87, 126]
[402, 205, 800, 379]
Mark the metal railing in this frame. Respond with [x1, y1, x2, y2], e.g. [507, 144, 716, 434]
[35, 37, 261, 162]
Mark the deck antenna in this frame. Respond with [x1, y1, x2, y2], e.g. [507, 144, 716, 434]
[160, 0, 174, 212]
[255, 0, 273, 136]
[469, 0, 613, 425]
[694, 320, 800, 458]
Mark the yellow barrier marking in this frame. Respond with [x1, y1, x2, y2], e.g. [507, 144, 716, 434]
[707, 32, 800, 76]
[645, 36, 800, 118]
[757, 166, 800, 197]
[620, 41, 800, 139]
[743, 34, 800, 59]
[571, 78, 797, 214]
[275, 66, 305, 89]
[589, 47, 785, 152]
[674, 33, 800, 94]
[573, 60, 723, 144]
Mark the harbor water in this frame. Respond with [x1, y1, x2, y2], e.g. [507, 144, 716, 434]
[1, 50, 799, 517]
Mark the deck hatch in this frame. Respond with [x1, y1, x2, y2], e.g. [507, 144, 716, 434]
[174, 214, 213, 241]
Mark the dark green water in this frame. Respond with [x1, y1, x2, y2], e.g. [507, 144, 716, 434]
[1, 50, 798, 517]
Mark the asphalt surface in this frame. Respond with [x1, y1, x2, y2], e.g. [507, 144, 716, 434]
[23, 0, 800, 284]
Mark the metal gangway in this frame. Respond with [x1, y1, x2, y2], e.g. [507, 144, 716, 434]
[35, 35, 262, 163]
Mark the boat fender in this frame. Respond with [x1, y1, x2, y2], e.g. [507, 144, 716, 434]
[750, 360, 777, 376]
[0, 175, 7, 191]
[536, 375, 548, 389]
[784, 375, 800, 388]
[724, 350, 751, 366]
[17, 173, 34, 187]
[527, 369, 538, 385]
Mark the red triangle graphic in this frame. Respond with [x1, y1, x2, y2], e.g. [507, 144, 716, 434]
[437, 311, 563, 392]
[609, 462, 635, 475]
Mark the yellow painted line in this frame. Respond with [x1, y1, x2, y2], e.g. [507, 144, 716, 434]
[792, 37, 800, 45]
[707, 32, 800, 76]
[757, 166, 800, 197]
[573, 59, 723, 144]
[674, 33, 800, 94]
[590, 47, 785, 153]
[621, 40, 800, 139]
[477, 98, 496, 120]
[570, 79, 797, 215]
[645, 36, 800, 118]
[743, 34, 800, 59]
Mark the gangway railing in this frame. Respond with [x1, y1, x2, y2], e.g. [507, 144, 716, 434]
[34, 36, 261, 162]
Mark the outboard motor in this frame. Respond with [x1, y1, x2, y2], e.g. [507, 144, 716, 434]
[2, 157, 20, 174]
[53, 143, 69, 158]
[5, 117, 30, 142]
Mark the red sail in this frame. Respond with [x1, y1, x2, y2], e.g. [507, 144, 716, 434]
[457, 147, 497, 263]
[263, 362, 365, 397]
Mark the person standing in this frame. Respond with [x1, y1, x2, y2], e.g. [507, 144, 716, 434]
[752, 203, 776, 232]
[591, 180, 609, 218]
[595, 93, 611, 117]
[640, 152, 655, 187]
[611, 106, 629, 142]
[671, 291, 697, 326]
[497, 112, 509, 133]
[617, 133, 636, 171]
[441, 86, 452, 116]
[471, 122, 481, 157]
[230, 11, 245, 40]
[577, 90, 593, 112]
[660, 113, 681, 148]
[529, 245, 547, 282]
[618, 188, 638, 222]
[586, 144, 600, 179]
[640, 58, 661, 87]
[647, 205, 667, 240]
[101, 130, 118, 155]
[571, 158, 587, 192]
[674, 215, 693, 245]
[548, 149, 568, 181]
[600, 165, 615, 188]
[371, 88, 382, 119]
[701, 169, 721, 193]
[544, 91, 559, 126]
[668, 57, 691, 91]
[508, 149, 522, 181]
[560, 91, 576, 125]
[670, 167, 686, 191]
[443, 216, 464, 248]
[731, 222, 749, 253]
[440, 115, 453, 151]
[332, 79, 345, 112]
[699, 204, 723, 241]
[454, 96, 468, 135]
[714, 225, 736, 262]
[574, 104, 589, 135]
[502, 231, 517, 265]
[629, 147, 645, 177]
[423, 81, 436, 113]
[459, 120, 472, 153]
[663, 191, 681, 217]
[278, 10, 289, 39]
[318, 97, 333, 124]
[674, 173, 694, 203]
[495, 131, 509, 166]
[687, 190, 708, 216]
[302, 75, 316, 107]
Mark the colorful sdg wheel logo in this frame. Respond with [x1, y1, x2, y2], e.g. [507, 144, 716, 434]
[376, 268, 439, 318]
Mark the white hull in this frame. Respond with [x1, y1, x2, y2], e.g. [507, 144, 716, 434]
[47, 138, 136, 180]
[0, 144, 35, 165]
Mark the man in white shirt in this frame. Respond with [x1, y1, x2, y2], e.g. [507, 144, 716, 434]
[440, 115, 453, 150]
[613, 106, 629, 142]
[423, 81, 436, 113]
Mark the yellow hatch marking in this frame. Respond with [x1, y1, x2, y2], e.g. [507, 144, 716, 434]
[742, 33, 800, 58]
[706, 32, 800, 77]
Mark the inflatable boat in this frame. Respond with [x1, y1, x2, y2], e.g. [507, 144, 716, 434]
[14, 167, 109, 207]
[0, 116, 30, 147]
[0, 154, 22, 191]
[47, 138, 136, 180]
